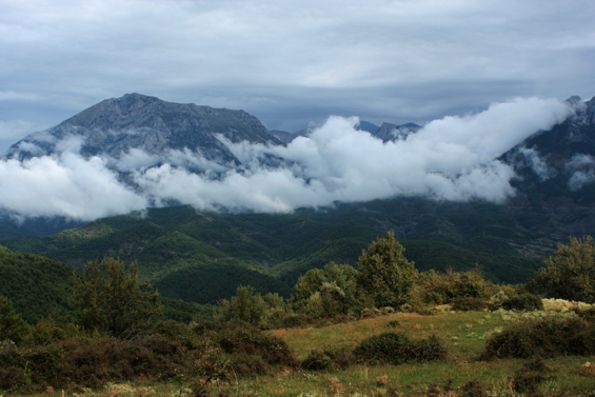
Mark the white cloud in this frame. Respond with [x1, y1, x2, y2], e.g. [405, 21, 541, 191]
[0, 97, 573, 220]
[0, 152, 146, 220]
[569, 170, 595, 191]
[566, 154, 595, 191]
[518, 147, 552, 180]
[135, 97, 570, 212]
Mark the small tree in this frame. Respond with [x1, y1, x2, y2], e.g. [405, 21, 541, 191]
[218, 286, 267, 326]
[291, 262, 360, 318]
[529, 236, 594, 302]
[357, 231, 417, 308]
[74, 258, 162, 336]
[0, 294, 29, 344]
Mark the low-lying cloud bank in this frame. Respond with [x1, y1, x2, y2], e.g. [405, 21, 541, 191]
[0, 97, 572, 221]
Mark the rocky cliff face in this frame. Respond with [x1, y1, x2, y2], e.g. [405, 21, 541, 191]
[7, 93, 280, 165]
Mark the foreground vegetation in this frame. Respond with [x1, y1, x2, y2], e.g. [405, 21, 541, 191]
[1, 234, 594, 395]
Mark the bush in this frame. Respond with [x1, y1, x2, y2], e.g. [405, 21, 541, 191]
[302, 350, 333, 371]
[301, 348, 353, 371]
[216, 327, 297, 369]
[528, 236, 594, 303]
[416, 269, 494, 306]
[0, 334, 202, 392]
[452, 297, 487, 311]
[357, 232, 417, 308]
[386, 320, 400, 328]
[482, 317, 595, 359]
[501, 293, 543, 311]
[412, 335, 447, 361]
[512, 359, 555, 395]
[353, 332, 446, 365]
[460, 380, 487, 397]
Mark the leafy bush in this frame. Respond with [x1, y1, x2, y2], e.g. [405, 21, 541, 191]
[416, 269, 494, 306]
[353, 332, 446, 365]
[0, 334, 202, 392]
[501, 293, 543, 311]
[218, 286, 267, 326]
[528, 236, 594, 303]
[452, 297, 487, 311]
[216, 327, 297, 370]
[460, 380, 487, 397]
[74, 258, 163, 337]
[482, 317, 595, 359]
[412, 335, 447, 361]
[291, 262, 361, 319]
[357, 232, 417, 308]
[512, 359, 555, 395]
[386, 320, 400, 328]
[302, 350, 333, 370]
[301, 348, 353, 371]
[24, 317, 80, 346]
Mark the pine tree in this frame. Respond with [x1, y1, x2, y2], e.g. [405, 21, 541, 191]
[529, 236, 594, 302]
[357, 231, 417, 308]
[74, 258, 163, 336]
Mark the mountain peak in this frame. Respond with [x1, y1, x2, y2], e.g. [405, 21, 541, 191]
[7, 94, 279, 162]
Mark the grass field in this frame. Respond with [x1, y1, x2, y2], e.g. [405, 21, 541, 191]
[11, 310, 595, 397]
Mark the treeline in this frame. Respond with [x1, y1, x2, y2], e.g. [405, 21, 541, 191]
[0, 233, 593, 394]
[217, 233, 594, 328]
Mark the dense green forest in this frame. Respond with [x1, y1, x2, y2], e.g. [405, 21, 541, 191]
[7, 194, 590, 305]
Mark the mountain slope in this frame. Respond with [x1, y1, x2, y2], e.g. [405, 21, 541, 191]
[7, 93, 281, 165]
[0, 245, 73, 322]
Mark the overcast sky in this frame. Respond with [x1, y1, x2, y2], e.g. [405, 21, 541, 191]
[1, 0, 594, 152]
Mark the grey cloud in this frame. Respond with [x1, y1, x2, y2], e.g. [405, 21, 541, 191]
[0, 0, 594, 150]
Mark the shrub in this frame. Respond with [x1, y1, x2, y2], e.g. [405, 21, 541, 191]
[482, 317, 595, 359]
[528, 236, 594, 303]
[460, 380, 487, 397]
[301, 348, 353, 371]
[357, 232, 417, 308]
[353, 332, 446, 365]
[302, 350, 333, 371]
[291, 263, 361, 319]
[386, 320, 400, 328]
[412, 335, 447, 361]
[452, 297, 487, 311]
[24, 317, 80, 346]
[74, 258, 163, 337]
[216, 327, 297, 368]
[512, 359, 555, 395]
[501, 293, 543, 311]
[217, 286, 267, 326]
[416, 269, 494, 306]
[0, 334, 201, 392]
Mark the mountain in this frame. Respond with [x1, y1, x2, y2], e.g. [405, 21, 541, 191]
[7, 93, 281, 165]
[2, 94, 595, 305]
[502, 95, 595, 202]
[268, 129, 295, 144]
[359, 121, 422, 142]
